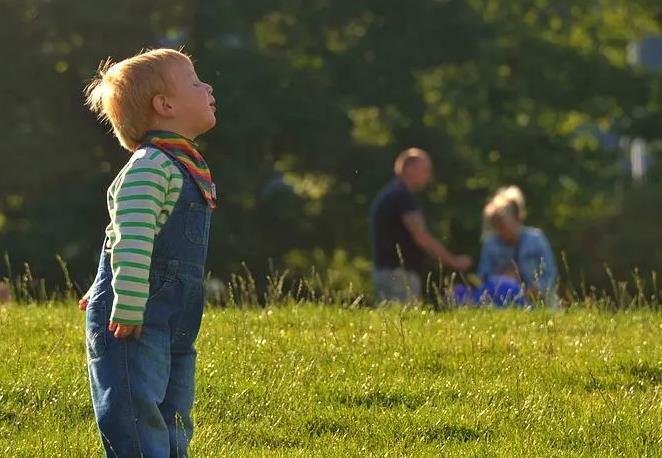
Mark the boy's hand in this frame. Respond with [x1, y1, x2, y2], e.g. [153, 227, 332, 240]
[79, 297, 89, 311]
[108, 321, 142, 340]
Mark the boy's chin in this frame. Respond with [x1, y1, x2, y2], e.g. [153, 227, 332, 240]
[205, 114, 217, 130]
[195, 118, 217, 137]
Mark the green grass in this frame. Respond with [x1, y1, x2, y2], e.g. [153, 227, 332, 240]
[0, 303, 661, 457]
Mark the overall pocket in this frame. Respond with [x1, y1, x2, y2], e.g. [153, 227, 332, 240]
[185, 202, 211, 245]
[148, 272, 178, 302]
[172, 281, 204, 350]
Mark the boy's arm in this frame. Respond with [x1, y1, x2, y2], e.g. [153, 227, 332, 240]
[109, 153, 172, 328]
[79, 287, 91, 310]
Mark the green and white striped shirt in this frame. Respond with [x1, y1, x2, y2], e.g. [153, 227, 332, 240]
[105, 147, 183, 324]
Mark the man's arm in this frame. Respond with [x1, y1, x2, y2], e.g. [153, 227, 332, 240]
[402, 211, 472, 271]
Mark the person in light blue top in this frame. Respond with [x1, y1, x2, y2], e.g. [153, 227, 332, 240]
[477, 186, 558, 305]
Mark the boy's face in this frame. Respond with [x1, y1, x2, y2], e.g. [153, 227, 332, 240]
[166, 59, 216, 138]
[497, 263, 518, 279]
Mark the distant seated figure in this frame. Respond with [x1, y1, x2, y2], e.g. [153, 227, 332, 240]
[477, 186, 558, 306]
[454, 263, 526, 307]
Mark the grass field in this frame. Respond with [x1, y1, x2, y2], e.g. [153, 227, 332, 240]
[0, 303, 660, 457]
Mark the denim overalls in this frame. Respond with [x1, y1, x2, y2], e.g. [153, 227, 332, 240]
[86, 146, 212, 457]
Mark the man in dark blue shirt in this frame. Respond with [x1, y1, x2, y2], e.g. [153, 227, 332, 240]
[369, 148, 472, 301]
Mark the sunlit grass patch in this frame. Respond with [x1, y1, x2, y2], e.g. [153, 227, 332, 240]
[0, 303, 660, 456]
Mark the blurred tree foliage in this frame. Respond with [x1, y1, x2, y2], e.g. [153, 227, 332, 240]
[1, 0, 661, 292]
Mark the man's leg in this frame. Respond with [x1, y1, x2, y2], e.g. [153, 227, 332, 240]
[373, 268, 421, 302]
[373, 268, 395, 302]
[406, 271, 422, 299]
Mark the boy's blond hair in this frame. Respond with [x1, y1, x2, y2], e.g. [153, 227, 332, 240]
[85, 48, 191, 151]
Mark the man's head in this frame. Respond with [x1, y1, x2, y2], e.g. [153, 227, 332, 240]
[85, 48, 216, 151]
[394, 147, 432, 192]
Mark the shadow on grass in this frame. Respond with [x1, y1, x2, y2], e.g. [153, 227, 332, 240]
[398, 424, 492, 444]
[626, 362, 662, 385]
[302, 416, 349, 437]
[333, 389, 431, 410]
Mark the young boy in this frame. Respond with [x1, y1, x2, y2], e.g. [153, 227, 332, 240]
[454, 264, 526, 308]
[79, 48, 217, 457]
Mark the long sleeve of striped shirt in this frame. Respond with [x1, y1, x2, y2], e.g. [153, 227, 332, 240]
[106, 148, 182, 325]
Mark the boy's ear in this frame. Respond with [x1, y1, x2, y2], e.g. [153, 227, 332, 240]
[152, 94, 175, 117]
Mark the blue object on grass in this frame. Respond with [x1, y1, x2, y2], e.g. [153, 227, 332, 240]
[454, 276, 526, 307]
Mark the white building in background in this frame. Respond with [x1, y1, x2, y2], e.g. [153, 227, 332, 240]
[626, 36, 662, 183]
